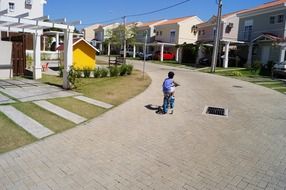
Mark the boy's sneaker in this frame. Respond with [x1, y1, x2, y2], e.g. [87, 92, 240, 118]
[170, 109, 174, 114]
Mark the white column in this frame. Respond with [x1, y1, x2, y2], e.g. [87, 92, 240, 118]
[160, 44, 164, 62]
[247, 43, 253, 68]
[43, 36, 46, 51]
[196, 44, 204, 65]
[279, 46, 286, 62]
[107, 42, 111, 56]
[99, 43, 103, 52]
[133, 44, 136, 58]
[176, 47, 180, 62]
[63, 29, 73, 89]
[223, 41, 230, 68]
[33, 31, 42, 79]
[56, 33, 59, 49]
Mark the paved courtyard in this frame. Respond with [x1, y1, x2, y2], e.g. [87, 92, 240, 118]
[0, 59, 286, 190]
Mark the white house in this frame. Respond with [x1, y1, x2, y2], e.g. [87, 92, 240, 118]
[0, 0, 46, 18]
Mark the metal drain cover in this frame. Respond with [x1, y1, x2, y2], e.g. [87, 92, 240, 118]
[203, 106, 228, 117]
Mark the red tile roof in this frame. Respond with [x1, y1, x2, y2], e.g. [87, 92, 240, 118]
[139, 20, 166, 27]
[56, 38, 99, 52]
[156, 16, 195, 26]
[241, 0, 286, 15]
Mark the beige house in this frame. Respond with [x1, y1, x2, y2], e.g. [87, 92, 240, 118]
[154, 16, 203, 44]
[83, 24, 100, 42]
[151, 16, 203, 61]
[92, 22, 120, 52]
[196, 11, 244, 67]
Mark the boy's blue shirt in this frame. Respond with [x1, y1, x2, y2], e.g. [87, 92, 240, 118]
[162, 78, 174, 93]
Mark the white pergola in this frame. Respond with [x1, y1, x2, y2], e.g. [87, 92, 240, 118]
[0, 9, 81, 89]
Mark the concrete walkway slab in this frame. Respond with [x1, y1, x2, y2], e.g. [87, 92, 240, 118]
[34, 100, 86, 124]
[0, 106, 54, 139]
[0, 85, 80, 102]
[0, 93, 15, 104]
[74, 96, 113, 109]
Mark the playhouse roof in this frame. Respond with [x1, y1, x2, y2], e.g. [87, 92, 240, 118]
[56, 38, 100, 52]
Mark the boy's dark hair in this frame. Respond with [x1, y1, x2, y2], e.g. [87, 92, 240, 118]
[168, 71, 175, 79]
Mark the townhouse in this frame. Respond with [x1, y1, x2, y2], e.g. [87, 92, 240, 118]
[92, 22, 120, 52]
[83, 23, 100, 42]
[237, 0, 286, 66]
[196, 11, 244, 67]
[153, 16, 203, 61]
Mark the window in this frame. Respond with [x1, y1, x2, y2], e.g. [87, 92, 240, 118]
[159, 31, 162, 36]
[198, 30, 201, 36]
[244, 25, 252, 41]
[202, 30, 205, 35]
[156, 31, 159, 36]
[9, 2, 15, 12]
[269, 16, 275, 24]
[278, 14, 284, 23]
[170, 31, 176, 43]
[213, 27, 217, 39]
[25, 0, 32, 9]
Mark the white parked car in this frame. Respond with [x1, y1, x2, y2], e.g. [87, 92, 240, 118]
[119, 49, 135, 57]
[272, 61, 286, 78]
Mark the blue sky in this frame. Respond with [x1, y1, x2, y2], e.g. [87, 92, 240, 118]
[45, 0, 268, 29]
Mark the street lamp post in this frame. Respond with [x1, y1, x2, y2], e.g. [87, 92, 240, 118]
[143, 30, 148, 79]
[123, 16, 127, 64]
[211, 0, 223, 73]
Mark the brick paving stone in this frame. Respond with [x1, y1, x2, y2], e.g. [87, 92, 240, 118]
[0, 59, 286, 189]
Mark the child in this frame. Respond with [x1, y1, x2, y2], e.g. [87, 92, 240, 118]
[161, 71, 179, 114]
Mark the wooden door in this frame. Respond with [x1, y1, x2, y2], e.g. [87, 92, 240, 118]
[1, 34, 26, 76]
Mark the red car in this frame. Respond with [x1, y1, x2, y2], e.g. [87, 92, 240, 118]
[153, 51, 175, 60]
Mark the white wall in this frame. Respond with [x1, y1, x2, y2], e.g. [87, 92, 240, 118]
[0, 40, 13, 78]
[0, 0, 45, 19]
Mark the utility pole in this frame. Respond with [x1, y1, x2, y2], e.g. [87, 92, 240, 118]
[210, 0, 223, 73]
[123, 16, 127, 64]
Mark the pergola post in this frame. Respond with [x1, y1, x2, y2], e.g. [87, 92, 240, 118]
[56, 32, 59, 48]
[133, 44, 136, 58]
[279, 46, 286, 62]
[160, 44, 164, 62]
[223, 41, 230, 68]
[33, 31, 42, 79]
[246, 43, 253, 68]
[176, 47, 180, 62]
[99, 43, 103, 52]
[196, 44, 204, 65]
[63, 28, 73, 89]
[107, 42, 111, 56]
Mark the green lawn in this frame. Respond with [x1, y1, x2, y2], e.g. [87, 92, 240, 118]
[14, 102, 75, 133]
[199, 67, 286, 94]
[0, 112, 36, 153]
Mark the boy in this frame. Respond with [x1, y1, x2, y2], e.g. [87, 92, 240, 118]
[161, 71, 179, 114]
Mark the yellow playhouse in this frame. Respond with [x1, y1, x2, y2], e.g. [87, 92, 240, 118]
[57, 38, 99, 70]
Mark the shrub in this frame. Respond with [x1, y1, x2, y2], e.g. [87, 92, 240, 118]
[126, 64, 133, 75]
[93, 68, 101, 78]
[59, 64, 64, 77]
[229, 71, 243, 77]
[26, 55, 33, 70]
[109, 66, 119, 77]
[75, 70, 82, 78]
[100, 68, 109, 78]
[68, 66, 77, 89]
[83, 68, 91, 78]
[119, 64, 128, 76]
[259, 61, 275, 76]
[251, 60, 261, 73]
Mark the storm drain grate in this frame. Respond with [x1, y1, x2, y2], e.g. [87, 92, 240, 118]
[203, 106, 228, 117]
